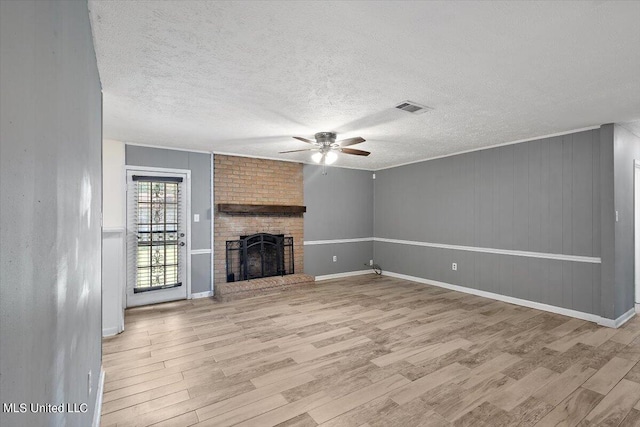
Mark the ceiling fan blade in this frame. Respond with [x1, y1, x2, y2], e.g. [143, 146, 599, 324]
[293, 136, 317, 145]
[279, 148, 315, 154]
[336, 136, 365, 147]
[340, 147, 371, 156]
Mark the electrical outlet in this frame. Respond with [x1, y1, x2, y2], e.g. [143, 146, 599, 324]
[194, 214, 200, 222]
[452, 263, 457, 271]
[88, 371, 92, 395]
[370, 259, 373, 266]
[332, 255, 337, 262]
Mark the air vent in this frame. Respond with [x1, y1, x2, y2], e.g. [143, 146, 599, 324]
[395, 100, 432, 114]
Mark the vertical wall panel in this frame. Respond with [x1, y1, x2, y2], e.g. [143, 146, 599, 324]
[539, 138, 551, 254]
[479, 253, 500, 294]
[497, 146, 515, 250]
[512, 257, 530, 301]
[591, 264, 602, 317]
[188, 152, 213, 251]
[548, 136, 564, 254]
[562, 261, 574, 310]
[498, 256, 514, 297]
[548, 260, 564, 308]
[572, 131, 594, 256]
[599, 124, 616, 319]
[462, 153, 476, 247]
[562, 135, 574, 255]
[513, 143, 529, 250]
[433, 158, 445, 244]
[408, 165, 426, 240]
[528, 140, 543, 253]
[478, 150, 494, 248]
[457, 250, 476, 290]
[573, 263, 594, 314]
[529, 258, 547, 304]
[191, 254, 212, 295]
[591, 131, 601, 257]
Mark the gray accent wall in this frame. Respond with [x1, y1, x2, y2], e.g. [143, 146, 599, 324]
[600, 124, 616, 319]
[126, 146, 212, 293]
[304, 242, 374, 277]
[613, 124, 640, 317]
[303, 165, 373, 276]
[0, 1, 103, 426]
[374, 129, 606, 316]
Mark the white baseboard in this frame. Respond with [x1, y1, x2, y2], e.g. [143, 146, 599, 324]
[636, 303, 640, 314]
[92, 368, 105, 427]
[602, 308, 636, 328]
[102, 327, 120, 337]
[382, 271, 632, 328]
[191, 290, 213, 299]
[315, 270, 373, 281]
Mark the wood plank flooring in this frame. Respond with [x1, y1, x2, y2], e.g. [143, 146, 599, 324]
[101, 274, 640, 427]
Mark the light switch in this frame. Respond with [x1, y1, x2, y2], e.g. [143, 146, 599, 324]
[194, 214, 200, 222]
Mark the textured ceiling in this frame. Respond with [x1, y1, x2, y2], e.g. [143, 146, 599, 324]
[88, 1, 640, 169]
[620, 120, 640, 138]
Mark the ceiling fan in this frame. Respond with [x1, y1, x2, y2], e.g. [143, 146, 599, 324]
[279, 132, 369, 174]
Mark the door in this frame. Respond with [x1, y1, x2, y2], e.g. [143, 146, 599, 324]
[126, 169, 189, 307]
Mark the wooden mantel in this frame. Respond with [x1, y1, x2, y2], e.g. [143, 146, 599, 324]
[217, 203, 306, 214]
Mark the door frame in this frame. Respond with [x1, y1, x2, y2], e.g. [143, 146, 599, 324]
[125, 165, 192, 307]
[635, 159, 640, 312]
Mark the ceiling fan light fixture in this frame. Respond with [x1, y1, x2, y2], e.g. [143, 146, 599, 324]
[284, 132, 369, 172]
[325, 151, 337, 165]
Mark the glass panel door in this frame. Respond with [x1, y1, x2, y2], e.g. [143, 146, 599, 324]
[136, 180, 181, 292]
[126, 170, 188, 307]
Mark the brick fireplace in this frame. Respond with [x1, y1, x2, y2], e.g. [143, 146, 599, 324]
[213, 154, 312, 300]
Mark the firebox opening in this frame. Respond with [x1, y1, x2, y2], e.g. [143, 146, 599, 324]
[225, 233, 294, 282]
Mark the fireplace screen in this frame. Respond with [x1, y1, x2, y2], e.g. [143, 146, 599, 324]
[226, 233, 294, 282]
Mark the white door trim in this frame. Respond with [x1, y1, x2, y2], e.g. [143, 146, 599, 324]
[635, 159, 640, 305]
[125, 165, 195, 175]
[214, 153, 216, 296]
[125, 166, 192, 307]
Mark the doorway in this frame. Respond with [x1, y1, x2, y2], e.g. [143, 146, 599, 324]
[126, 167, 191, 307]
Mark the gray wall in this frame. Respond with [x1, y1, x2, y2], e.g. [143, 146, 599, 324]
[126, 146, 212, 294]
[303, 165, 373, 276]
[613, 124, 640, 317]
[600, 124, 616, 319]
[374, 129, 605, 316]
[0, 1, 103, 426]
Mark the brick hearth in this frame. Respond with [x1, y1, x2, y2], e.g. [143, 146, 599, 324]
[214, 273, 315, 302]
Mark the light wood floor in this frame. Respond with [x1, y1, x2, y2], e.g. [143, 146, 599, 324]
[102, 274, 640, 427]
